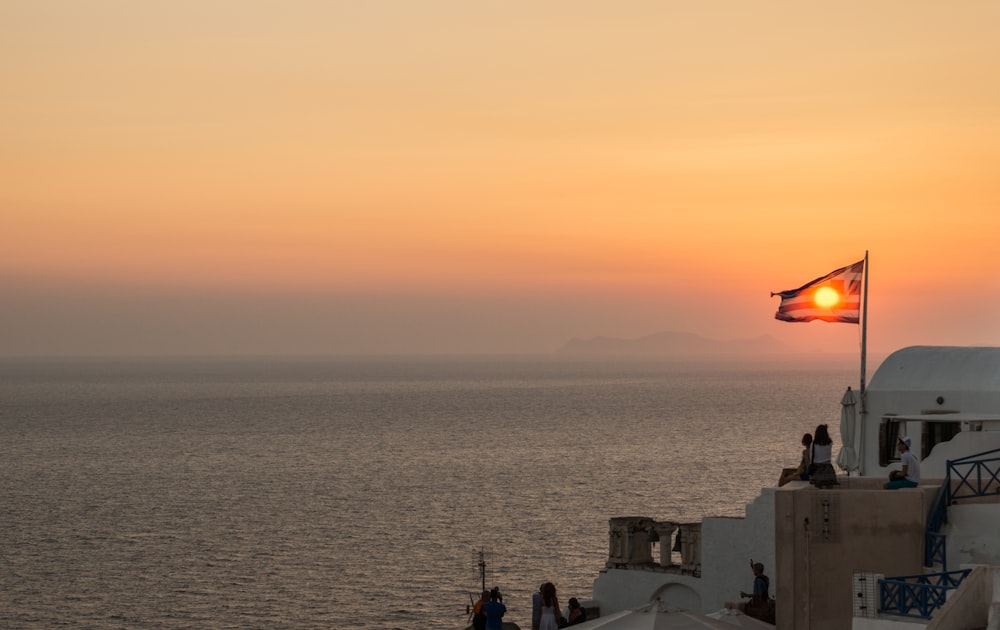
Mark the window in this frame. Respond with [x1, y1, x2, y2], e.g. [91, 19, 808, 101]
[880, 417, 962, 465]
[921, 421, 961, 459]
[879, 417, 902, 467]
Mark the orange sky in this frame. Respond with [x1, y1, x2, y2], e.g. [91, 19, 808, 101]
[3, 1, 1000, 356]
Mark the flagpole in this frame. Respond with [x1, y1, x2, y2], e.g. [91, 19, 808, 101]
[860, 250, 869, 412]
[854, 251, 869, 476]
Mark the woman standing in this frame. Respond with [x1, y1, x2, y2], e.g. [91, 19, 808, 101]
[538, 582, 563, 630]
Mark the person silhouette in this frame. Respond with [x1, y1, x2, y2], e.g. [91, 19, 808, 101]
[885, 435, 921, 489]
[779, 432, 813, 486]
[809, 424, 837, 488]
[538, 582, 562, 630]
[483, 587, 506, 630]
[739, 561, 773, 622]
[471, 590, 489, 630]
[565, 597, 587, 626]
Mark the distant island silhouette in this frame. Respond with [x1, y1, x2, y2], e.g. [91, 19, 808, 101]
[556, 330, 793, 357]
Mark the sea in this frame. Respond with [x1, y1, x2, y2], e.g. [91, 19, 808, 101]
[0, 355, 857, 629]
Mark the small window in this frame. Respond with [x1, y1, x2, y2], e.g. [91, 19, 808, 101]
[921, 421, 961, 459]
[879, 418, 902, 467]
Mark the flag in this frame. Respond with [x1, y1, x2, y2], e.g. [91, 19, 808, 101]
[771, 259, 865, 323]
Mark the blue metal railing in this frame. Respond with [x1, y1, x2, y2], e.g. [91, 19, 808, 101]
[925, 481, 949, 568]
[881, 448, 999, 619]
[948, 448, 1000, 501]
[924, 447, 1000, 569]
[925, 530, 947, 570]
[879, 569, 971, 619]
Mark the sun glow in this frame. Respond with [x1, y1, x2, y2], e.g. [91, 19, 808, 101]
[814, 286, 840, 308]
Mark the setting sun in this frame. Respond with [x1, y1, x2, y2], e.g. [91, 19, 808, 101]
[3, 2, 1000, 356]
[814, 287, 840, 309]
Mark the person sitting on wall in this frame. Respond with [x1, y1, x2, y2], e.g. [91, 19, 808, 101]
[885, 435, 921, 489]
[779, 432, 813, 486]
[809, 424, 838, 488]
[739, 560, 774, 623]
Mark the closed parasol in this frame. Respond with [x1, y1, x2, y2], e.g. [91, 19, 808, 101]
[836, 386, 860, 473]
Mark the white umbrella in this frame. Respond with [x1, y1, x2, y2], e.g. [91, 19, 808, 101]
[569, 602, 758, 630]
[836, 386, 859, 473]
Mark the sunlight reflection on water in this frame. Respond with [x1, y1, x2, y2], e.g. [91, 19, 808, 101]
[0, 357, 851, 629]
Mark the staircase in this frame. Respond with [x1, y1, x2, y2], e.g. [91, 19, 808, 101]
[879, 447, 1000, 620]
[926, 447, 1000, 571]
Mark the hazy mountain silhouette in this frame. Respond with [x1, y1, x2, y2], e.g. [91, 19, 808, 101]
[556, 330, 792, 356]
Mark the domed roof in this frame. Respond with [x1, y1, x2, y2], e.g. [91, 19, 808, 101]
[869, 346, 1000, 393]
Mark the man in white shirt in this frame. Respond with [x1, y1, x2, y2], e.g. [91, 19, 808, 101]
[885, 435, 921, 489]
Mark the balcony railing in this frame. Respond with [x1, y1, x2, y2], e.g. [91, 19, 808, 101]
[949, 448, 1000, 501]
[925, 447, 1000, 569]
[878, 569, 971, 619]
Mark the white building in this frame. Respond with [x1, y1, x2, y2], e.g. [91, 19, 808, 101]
[587, 346, 1000, 629]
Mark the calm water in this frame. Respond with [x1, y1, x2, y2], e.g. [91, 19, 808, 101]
[0, 356, 854, 629]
